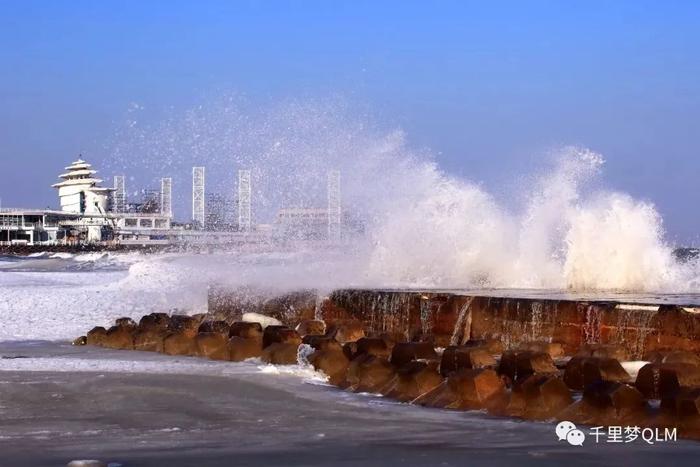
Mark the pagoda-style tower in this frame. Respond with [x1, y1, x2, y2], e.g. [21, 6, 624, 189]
[52, 157, 114, 215]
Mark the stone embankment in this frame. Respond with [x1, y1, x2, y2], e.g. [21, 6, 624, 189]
[77, 287, 700, 441]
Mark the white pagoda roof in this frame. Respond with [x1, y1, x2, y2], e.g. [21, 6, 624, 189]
[52, 177, 105, 188]
[64, 158, 93, 171]
[53, 156, 113, 190]
[59, 168, 97, 179]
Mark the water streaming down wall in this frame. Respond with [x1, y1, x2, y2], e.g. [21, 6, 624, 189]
[582, 303, 603, 345]
[449, 298, 473, 346]
[612, 304, 659, 358]
[328, 290, 419, 341]
[208, 286, 700, 358]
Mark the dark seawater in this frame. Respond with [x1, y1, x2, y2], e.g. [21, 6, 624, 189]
[0, 341, 698, 467]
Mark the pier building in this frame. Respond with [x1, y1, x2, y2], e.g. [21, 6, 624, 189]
[0, 157, 350, 247]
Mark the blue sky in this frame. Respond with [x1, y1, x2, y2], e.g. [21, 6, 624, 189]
[1, 1, 699, 243]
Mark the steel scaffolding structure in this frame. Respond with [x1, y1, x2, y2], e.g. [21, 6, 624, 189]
[238, 169, 251, 232]
[160, 177, 172, 217]
[113, 175, 126, 213]
[192, 167, 205, 227]
[327, 170, 341, 241]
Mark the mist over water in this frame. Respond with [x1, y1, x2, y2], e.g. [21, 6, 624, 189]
[105, 96, 699, 293]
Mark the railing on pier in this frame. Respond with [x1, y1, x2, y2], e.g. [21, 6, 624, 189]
[0, 220, 40, 229]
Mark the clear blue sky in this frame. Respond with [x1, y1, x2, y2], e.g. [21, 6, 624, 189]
[1, 1, 698, 243]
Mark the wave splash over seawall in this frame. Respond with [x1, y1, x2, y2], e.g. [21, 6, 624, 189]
[108, 97, 698, 292]
[368, 145, 692, 291]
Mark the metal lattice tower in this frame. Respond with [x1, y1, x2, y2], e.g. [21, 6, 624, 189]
[327, 170, 341, 242]
[238, 169, 251, 232]
[192, 167, 205, 227]
[160, 177, 172, 217]
[113, 175, 126, 213]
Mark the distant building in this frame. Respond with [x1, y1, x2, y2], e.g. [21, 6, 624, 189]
[52, 158, 114, 215]
[0, 158, 353, 247]
[46, 158, 115, 242]
[273, 207, 363, 241]
[274, 208, 328, 240]
[113, 188, 172, 243]
[0, 157, 171, 245]
[0, 209, 81, 245]
[205, 193, 234, 231]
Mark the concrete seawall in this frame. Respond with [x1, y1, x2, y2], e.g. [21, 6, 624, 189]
[208, 287, 700, 359]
